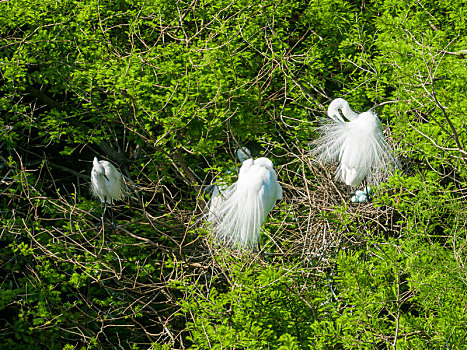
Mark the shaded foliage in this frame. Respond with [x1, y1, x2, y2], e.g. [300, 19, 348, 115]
[1, 0, 467, 348]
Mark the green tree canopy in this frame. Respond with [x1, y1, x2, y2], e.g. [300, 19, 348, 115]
[1, 0, 466, 348]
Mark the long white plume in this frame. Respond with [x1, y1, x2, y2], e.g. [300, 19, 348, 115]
[312, 98, 398, 187]
[207, 157, 282, 251]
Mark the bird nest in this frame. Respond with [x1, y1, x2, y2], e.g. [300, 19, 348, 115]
[188, 147, 400, 273]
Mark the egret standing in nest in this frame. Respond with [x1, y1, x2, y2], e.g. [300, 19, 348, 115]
[312, 98, 397, 199]
[91, 157, 125, 229]
[207, 157, 283, 251]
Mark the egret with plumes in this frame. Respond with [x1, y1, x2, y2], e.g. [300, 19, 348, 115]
[91, 157, 125, 229]
[207, 157, 282, 251]
[205, 183, 227, 223]
[312, 98, 397, 188]
[206, 146, 250, 223]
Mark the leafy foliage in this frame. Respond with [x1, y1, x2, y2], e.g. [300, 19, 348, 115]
[1, 0, 466, 348]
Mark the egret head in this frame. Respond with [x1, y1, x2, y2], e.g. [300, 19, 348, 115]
[236, 146, 251, 163]
[327, 99, 345, 122]
[327, 98, 359, 122]
[92, 157, 108, 180]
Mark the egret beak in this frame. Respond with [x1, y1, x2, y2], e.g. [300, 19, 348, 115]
[104, 174, 109, 181]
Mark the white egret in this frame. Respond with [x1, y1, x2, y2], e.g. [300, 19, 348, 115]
[91, 157, 125, 229]
[312, 98, 397, 190]
[207, 157, 283, 251]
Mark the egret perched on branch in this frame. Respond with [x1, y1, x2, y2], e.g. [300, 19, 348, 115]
[91, 157, 125, 229]
[207, 157, 283, 251]
[312, 98, 397, 191]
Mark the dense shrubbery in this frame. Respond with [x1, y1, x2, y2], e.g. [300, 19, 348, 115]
[1, 0, 466, 348]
